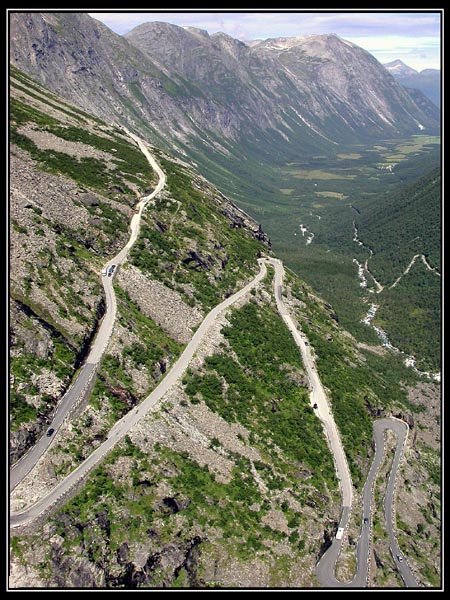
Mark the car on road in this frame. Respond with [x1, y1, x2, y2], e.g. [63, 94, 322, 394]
[46, 428, 55, 437]
[363, 517, 369, 524]
[313, 403, 318, 409]
[397, 555, 403, 562]
[108, 265, 116, 277]
[101, 267, 107, 277]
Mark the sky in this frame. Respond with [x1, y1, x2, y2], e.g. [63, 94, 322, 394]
[88, 10, 441, 71]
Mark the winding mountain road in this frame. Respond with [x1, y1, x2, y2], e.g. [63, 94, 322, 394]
[263, 257, 417, 588]
[10, 260, 267, 528]
[10, 131, 418, 588]
[265, 257, 353, 509]
[10, 129, 165, 492]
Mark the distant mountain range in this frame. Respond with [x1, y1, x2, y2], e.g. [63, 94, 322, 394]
[384, 60, 440, 108]
[10, 12, 439, 173]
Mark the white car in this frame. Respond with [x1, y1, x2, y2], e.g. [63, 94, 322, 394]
[101, 267, 107, 277]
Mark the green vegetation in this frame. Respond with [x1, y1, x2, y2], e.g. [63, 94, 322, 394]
[9, 391, 37, 429]
[287, 273, 422, 486]
[130, 157, 264, 310]
[38, 124, 154, 184]
[87, 284, 183, 426]
[269, 154, 441, 372]
[354, 168, 441, 371]
[44, 435, 282, 579]
[46, 426, 315, 581]
[11, 126, 134, 196]
[10, 79, 85, 123]
[356, 169, 441, 282]
[416, 443, 440, 487]
[183, 299, 337, 494]
[10, 65, 104, 123]
[375, 263, 441, 371]
[184, 129, 440, 372]
[115, 284, 183, 372]
[10, 315, 77, 431]
[10, 93, 155, 199]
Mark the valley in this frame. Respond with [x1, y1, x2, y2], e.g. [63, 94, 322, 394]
[251, 137, 441, 374]
[9, 10, 441, 590]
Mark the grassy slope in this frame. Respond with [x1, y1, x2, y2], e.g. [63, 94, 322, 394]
[9, 67, 440, 588]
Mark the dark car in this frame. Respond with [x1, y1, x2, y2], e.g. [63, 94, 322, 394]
[313, 403, 318, 409]
[363, 517, 369, 524]
[46, 428, 55, 437]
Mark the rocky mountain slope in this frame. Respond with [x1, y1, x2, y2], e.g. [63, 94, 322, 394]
[9, 67, 440, 589]
[9, 65, 268, 464]
[10, 13, 439, 168]
[249, 35, 438, 140]
[384, 60, 440, 108]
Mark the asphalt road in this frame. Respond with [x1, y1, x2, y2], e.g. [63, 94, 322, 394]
[263, 258, 416, 588]
[264, 257, 353, 509]
[10, 135, 418, 587]
[10, 260, 267, 528]
[9, 363, 97, 491]
[10, 130, 165, 492]
[377, 419, 418, 587]
[316, 419, 417, 587]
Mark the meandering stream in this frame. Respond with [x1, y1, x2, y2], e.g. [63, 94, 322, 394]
[352, 222, 440, 382]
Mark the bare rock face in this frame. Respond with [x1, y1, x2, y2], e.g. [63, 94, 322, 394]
[9, 13, 438, 170]
[117, 265, 202, 344]
[10, 424, 40, 465]
[158, 495, 191, 515]
[50, 554, 105, 588]
[103, 536, 203, 588]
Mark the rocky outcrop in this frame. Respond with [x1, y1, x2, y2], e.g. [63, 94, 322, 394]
[104, 536, 203, 588]
[117, 265, 203, 344]
[218, 197, 271, 248]
[393, 412, 414, 429]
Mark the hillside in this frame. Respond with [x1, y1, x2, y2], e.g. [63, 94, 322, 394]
[9, 67, 441, 589]
[356, 169, 441, 280]
[9, 13, 441, 349]
[9, 65, 268, 462]
[354, 169, 441, 371]
[9, 13, 439, 194]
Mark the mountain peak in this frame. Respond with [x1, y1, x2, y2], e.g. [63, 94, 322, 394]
[182, 25, 210, 39]
[253, 33, 358, 59]
[384, 59, 418, 76]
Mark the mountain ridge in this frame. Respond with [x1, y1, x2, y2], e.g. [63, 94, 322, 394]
[384, 59, 440, 108]
[8, 28, 442, 589]
[10, 12, 439, 164]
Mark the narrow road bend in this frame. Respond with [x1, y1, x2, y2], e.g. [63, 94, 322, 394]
[262, 257, 417, 588]
[10, 130, 165, 491]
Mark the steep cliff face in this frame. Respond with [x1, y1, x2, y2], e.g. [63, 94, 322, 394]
[251, 34, 439, 139]
[126, 24, 439, 143]
[9, 65, 268, 462]
[8, 12, 201, 148]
